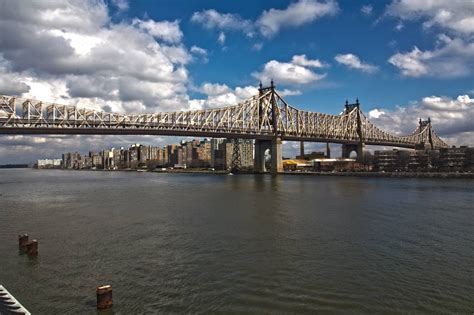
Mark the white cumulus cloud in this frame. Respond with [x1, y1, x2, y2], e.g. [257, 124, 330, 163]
[387, 0, 474, 36]
[190, 83, 259, 110]
[388, 35, 474, 77]
[252, 55, 327, 85]
[190, 9, 254, 37]
[190, 45, 208, 63]
[291, 54, 327, 68]
[0, 0, 194, 113]
[335, 53, 378, 73]
[111, 0, 129, 12]
[191, 0, 339, 40]
[256, 0, 339, 37]
[132, 19, 183, 43]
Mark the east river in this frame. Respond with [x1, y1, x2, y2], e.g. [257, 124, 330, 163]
[0, 169, 473, 313]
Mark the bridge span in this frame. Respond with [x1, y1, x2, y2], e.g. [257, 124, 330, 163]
[0, 83, 448, 173]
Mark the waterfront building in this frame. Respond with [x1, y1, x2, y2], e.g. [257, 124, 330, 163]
[438, 146, 474, 172]
[113, 148, 123, 169]
[157, 147, 168, 166]
[210, 138, 223, 168]
[102, 149, 114, 169]
[89, 151, 103, 169]
[62, 152, 85, 169]
[37, 159, 62, 169]
[138, 145, 148, 164]
[171, 146, 185, 168]
[311, 158, 362, 172]
[213, 144, 226, 169]
[374, 150, 399, 171]
[240, 139, 254, 170]
[373, 147, 473, 172]
[192, 139, 212, 167]
[283, 159, 311, 171]
[221, 140, 234, 170]
[167, 144, 178, 166]
[182, 140, 192, 167]
[407, 150, 432, 171]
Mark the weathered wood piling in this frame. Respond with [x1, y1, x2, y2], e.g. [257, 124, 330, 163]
[96, 285, 113, 309]
[25, 240, 38, 256]
[18, 234, 29, 250]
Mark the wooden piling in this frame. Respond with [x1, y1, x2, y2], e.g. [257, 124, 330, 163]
[25, 240, 38, 256]
[18, 234, 29, 251]
[96, 285, 113, 309]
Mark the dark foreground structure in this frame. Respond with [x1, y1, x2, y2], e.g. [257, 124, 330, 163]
[0, 285, 30, 314]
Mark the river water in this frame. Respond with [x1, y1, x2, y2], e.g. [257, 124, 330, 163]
[0, 169, 472, 313]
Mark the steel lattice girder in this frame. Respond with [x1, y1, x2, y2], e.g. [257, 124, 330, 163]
[0, 91, 448, 149]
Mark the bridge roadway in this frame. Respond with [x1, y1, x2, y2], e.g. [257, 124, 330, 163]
[0, 123, 417, 149]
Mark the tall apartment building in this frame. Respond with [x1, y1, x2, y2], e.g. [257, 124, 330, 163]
[216, 139, 254, 170]
[89, 151, 103, 168]
[240, 139, 254, 169]
[192, 140, 212, 167]
[210, 138, 223, 167]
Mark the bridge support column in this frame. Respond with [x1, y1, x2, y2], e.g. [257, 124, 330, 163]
[271, 137, 283, 175]
[254, 139, 282, 174]
[254, 139, 270, 173]
[300, 141, 304, 157]
[341, 143, 365, 161]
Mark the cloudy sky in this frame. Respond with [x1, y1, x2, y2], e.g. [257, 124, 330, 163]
[0, 0, 473, 163]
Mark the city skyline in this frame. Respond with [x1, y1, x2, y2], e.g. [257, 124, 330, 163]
[0, 0, 473, 164]
[34, 138, 473, 174]
[59, 138, 254, 171]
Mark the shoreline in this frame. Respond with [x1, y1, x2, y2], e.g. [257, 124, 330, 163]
[28, 168, 474, 179]
[283, 171, 474, 179]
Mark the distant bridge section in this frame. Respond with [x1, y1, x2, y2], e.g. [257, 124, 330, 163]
[0, 83, 448, 173]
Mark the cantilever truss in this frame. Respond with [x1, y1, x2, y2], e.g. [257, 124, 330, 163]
[0, 90, 448, 149]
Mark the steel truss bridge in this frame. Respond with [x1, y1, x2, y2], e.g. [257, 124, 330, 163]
[0, 83, 448, 173]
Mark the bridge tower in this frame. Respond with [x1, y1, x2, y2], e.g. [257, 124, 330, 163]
[254, 80, 283, 174]
[415, 118, 434, 150]
[341, 99, 365, 161]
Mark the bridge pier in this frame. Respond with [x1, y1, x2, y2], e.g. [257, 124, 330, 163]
[341, 143, 365, 161]
[254, 139, 270, 173]
[254, 138, 283, 174]
[271, 137, 283, 175]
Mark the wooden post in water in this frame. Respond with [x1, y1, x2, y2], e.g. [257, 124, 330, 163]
[18, 234, 29, 251]
[96, 285, 113, 310]
[25, 240, 38, 256]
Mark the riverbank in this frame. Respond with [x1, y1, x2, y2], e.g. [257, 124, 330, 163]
[33, 168, 474, 178]
[284, 171, 474, 179]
